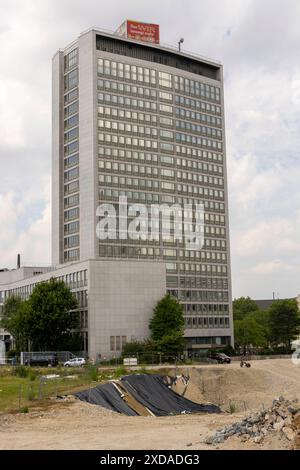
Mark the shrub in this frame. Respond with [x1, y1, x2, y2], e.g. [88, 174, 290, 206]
[84, 365, 98, 382]
[28, 370, 37, 381]
[13, 365, 28, 378]
[114, 366, 128, 378]
[20, 406, 29, 414]
[27, 386, 35, 401]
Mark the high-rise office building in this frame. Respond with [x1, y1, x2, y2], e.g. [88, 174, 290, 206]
[52, 23, 234, 352]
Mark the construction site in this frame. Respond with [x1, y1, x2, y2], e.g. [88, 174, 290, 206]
[0, 358, 300, 450]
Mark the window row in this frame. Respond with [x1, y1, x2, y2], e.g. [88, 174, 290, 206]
[98, 106, 158, 125]
[64, 248, 80, 262]
[64, 180, 79, 196]
[163, 249, 227, 262]
[175, 132, 223, 151]
[0, 270, 88, 303]
[64, 234, 80, 249]
[184, 317, 230, 329]
[177, 183, 224, 198]
[176, 120, 222, 139]
[98, 92, 157, 112]
[98, 173, 224, 199]
[64, 140, 79, 156]
[64, 69, 78, 92]
[175, 107, 222, 128]
[64, 88, 78, 106]
[97, 78, 157, 99]
[98, 119, 158, 138]
[97, 59, 221, 105]
[99, 174, 159, 190]
[64, 101, 78, 118]
[99, 245, 161, 259]
[64, 166, 79, 182]
[175, 95, 221, 115]
[175, 276, 228, 289]
[98, 160, 159, 177]
[64, 221, 80, 236]
[98, 58, 157, 85]
[100, 188, 162, 204]
[176, 145, 223, 162]
[98, 147, 159, 164]
[64, 207, 79, 222]
[184, 303, 229, 314]
[64, 153, 79, 170]
[64, 114, 78, 131]
[64, 127, 79, 143]
[176, 157, 223, 174]
[177, 171, 224, 187]
[64, 49, 78, 71]
[174, 76, 220, 102]
[98, 132, 158, 150]
[166, 263, 228, 275]
[64, 194, 79, 209]
[99, 187, 225, 205]
[98, 144, 223, 168]
[179, 290, 228, 302]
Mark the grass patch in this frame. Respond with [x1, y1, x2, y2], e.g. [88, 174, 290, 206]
[0, 365, 163, 414]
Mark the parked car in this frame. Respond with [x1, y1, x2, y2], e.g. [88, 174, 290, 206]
[64, 357, 86, 367]
[25, 354, 58, 367]
[210, 352, 231, 364]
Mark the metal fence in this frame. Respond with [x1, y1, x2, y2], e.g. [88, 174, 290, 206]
[20, 351, 77, 365]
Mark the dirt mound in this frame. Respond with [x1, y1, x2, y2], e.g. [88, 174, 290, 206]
[178, 366, 296, 412]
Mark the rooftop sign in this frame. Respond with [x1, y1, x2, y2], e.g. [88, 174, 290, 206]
[115, 20, 160, 44]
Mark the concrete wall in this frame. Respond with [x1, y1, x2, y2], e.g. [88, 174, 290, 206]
[78, 31, 99, 261]
[88, 259, 166, 359]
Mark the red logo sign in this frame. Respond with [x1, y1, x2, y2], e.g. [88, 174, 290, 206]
[127, 21, 160, 44]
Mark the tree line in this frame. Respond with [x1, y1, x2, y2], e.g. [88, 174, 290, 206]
[2, 278, 299, 358]
[233, 297, 300, 354]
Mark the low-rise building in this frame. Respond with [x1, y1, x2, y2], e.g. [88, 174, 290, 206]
[0, 259, 166, 360]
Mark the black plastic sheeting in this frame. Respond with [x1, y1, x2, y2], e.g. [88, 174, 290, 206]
[75, 382, 138, 416]
[121, 374, 220, 416]
[76, 375, 220, 416]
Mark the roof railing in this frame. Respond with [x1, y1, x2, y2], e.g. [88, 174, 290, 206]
[61, 26, 221, 66]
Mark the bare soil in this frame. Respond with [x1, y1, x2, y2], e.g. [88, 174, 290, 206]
[0, 359, 299, 450]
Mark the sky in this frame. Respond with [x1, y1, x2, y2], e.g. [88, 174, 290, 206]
[1, 0, 300, 299]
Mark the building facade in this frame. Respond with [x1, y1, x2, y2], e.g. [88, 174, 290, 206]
[0, 260, 166, 359]
[52, 26, 234, 352]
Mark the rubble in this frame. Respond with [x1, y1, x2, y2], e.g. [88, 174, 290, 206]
[205, 397, 300, 447]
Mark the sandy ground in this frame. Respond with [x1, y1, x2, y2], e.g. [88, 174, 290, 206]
[0, 359, 299, 450]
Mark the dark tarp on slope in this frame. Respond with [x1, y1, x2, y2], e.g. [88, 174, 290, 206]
[75, 382, 138, 416]
[121, 374, 220, 416]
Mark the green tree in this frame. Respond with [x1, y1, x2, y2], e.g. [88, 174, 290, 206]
[26, 278, 78, 351]
[0, 296, 30, 352]
[268, 299, 300, 352]
[233, 296, 259, 320]
[248, 309, 271, 345]
[149, 294, 184, 354]
[234, 316, 267, 355]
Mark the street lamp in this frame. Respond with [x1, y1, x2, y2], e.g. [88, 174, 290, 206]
[178, 38, 184, 52]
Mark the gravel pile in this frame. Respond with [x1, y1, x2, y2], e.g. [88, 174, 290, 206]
[205, 396, 300, 446]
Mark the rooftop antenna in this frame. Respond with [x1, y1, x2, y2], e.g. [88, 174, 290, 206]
[178, 37, 184, 52]
[17, 254, 21, 270]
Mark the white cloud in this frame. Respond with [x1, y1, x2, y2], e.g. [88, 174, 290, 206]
[1, 0, 300, 300]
